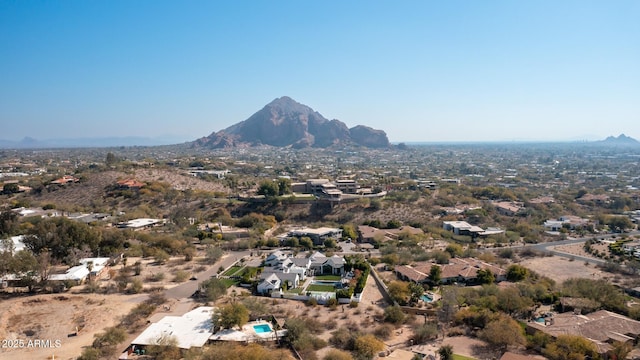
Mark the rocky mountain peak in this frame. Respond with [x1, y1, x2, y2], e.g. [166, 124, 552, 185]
[194, 97, 390, 149]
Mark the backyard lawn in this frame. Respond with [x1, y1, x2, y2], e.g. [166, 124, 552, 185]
[314, 275, 342, 281]
[306, 284, 335, 292]
[222, 266, 244, 277]
[453, 354, 476, 360]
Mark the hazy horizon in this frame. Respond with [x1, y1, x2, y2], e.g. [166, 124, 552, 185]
[1, 1, 638, 143]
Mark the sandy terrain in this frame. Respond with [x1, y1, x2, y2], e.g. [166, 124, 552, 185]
[5, 247, 600, 360]
[0, 293, 145, 360]
[520, 243, 614, 283]
[0, 252, 217, 360]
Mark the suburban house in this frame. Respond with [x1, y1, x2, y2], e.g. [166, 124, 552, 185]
[129, 307, 214, 353]
[48, 265, 90, 285]
[291, 179, 342, 199]
[395, 258, 506, 285]
[264, 250, 289, 267]
[357, 225, 424, 244]
[494, 201, 525, 216]
[441, 221, 505, 238]
[257, 273, 282, 295]
[51, 175, 79, 185]
[47, 257, 112, 285]
[79, 257, 111, 279]
[529, 196, 555, 205]
[442, 221, 504, 239]
[309, 251, 346, 276]
[443, 221, 485, 237]
[577, 193, 611, 205]
[287, 227, 343, 246]
[117, 218, 164, 229]
[257, 272, 300, 294]
[289, 178, 376, 200]
[197, 223, 251, 239]
[188, 169, 229, 179]
[526, 310, 640, 358]
[543, 215, 592, 232]
[257, 250, 346, 295]
[116, 178, 146, 189]
[0, 235, 26, 253]
[334, 179, 359, 194]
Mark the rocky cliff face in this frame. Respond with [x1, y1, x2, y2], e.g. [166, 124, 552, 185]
[349, 125, 391, 148]
[194, 96, 390, 149]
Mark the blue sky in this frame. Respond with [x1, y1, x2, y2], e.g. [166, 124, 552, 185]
[1, 1, 638, 143]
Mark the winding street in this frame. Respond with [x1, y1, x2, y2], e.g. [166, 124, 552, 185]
[490, 230, 640, 266]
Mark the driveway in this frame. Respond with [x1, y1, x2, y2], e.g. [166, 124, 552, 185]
[164, 250, 251, 299]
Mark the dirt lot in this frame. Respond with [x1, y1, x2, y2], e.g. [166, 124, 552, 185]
[0, 293, 144, 360]
[0, 253, 216, 360]
[520, 243, 615, 283]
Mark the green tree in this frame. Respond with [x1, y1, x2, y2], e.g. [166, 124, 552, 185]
[412, 322, 438, 344]
[23, 217, 100, 262]
[429, 265, 442, 285]
[277, 178, 292, 195]
[299, 236, 314, 249]
[388, 281, 410, 305]
[2, 183, 20, 194]
[445, 243, 463, 257]
[386, 219, 401, 229]
[215, 303, 249, 330]
[606, 216, 634, 233]
[476, 268, 495, 284]
[506, 264, 529, 282]
[497, 287, 533, 317]
[200, 278, 227, 302]
[438, 345, 454, 360]
[205, 246, 224, 264]
[341, 224, 358, 241]
[543, 334, 599, 360]
[479, 315, 526, 351]
[383, 304, 406, 324]
[105, 152, 117, 166]
[324, 238, 337, 248]
[257, 180, 279, 197]
[0, 207, 19, 236]
[409, 282, 424, 304]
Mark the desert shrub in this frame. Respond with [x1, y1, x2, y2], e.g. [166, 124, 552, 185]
[412, 322, 438, 344]
[373, 324, 395, 340]
[127, 278, 144, 294]
[383, 305, 406, 325]
[173, 270, 189, 282]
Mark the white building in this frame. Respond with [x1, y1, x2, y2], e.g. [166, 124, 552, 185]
[130, 307, 214, 350]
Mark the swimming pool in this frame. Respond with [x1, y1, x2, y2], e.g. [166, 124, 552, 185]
[421, 294, 433, 302]
[253, 324, 272, 333]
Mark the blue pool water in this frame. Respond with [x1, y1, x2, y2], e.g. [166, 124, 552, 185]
[535, 317, 545, 323]
[421, 294, 433, 302]
[254, 324, 272, 333]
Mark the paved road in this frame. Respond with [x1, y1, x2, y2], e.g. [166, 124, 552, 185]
[164, 250, 251, 299]
[490, 230, 640, 265]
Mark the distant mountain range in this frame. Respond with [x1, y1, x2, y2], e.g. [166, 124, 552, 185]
[599, 134, 640, 146]
[0, 136, 189, 149]
[192, 96, 390, 149]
